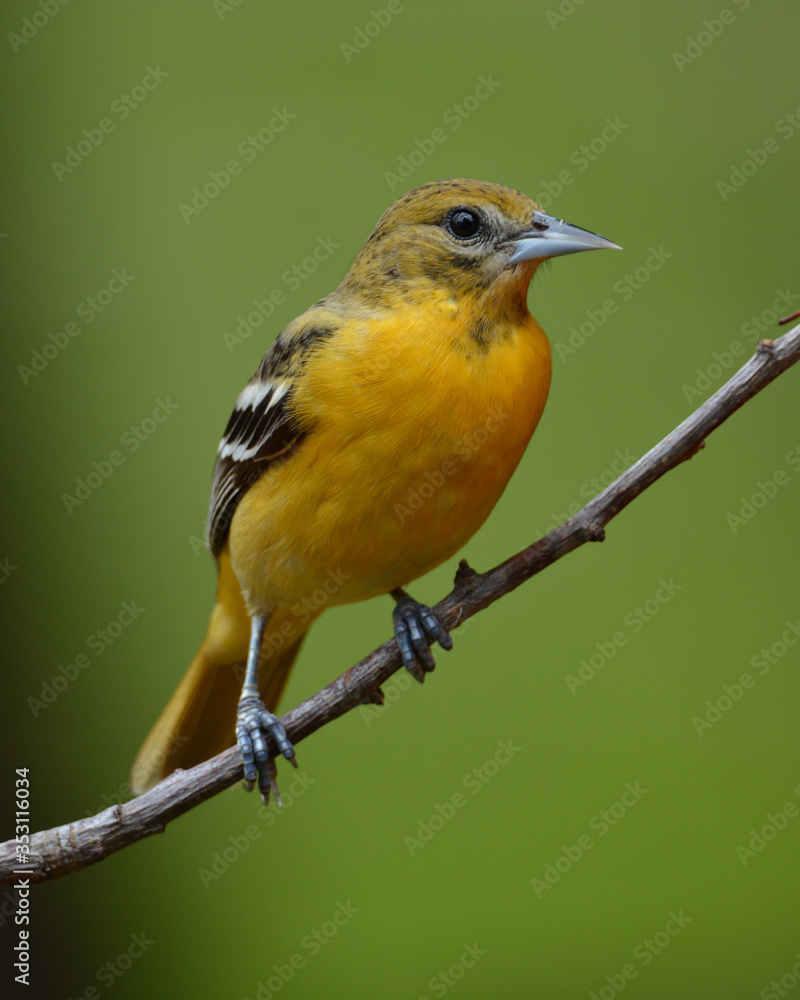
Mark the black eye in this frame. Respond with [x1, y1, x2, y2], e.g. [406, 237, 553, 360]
[447, 208, 483, 240]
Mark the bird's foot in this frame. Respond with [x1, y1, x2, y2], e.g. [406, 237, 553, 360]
[391, 589, 453, 683]
[236, 694, 297, 804]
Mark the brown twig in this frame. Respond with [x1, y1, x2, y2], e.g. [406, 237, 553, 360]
[4, 325, 800, 884]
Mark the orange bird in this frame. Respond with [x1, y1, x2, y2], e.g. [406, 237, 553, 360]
[132, 179, 619, 800]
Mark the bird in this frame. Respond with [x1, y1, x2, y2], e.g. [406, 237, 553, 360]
[131, 178, 620, 801]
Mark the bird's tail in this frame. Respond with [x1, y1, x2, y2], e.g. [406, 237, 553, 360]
[130, 543, 311, 795]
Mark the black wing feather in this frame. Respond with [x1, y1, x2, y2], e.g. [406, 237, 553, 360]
[206, 380, 303, 558]
[205, 323, 336, 558]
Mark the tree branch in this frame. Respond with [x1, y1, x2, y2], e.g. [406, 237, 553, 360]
[5, 326, 800, 885]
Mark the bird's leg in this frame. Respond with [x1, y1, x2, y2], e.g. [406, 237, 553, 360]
[236, 613, 297, 803]
[391, 587, 453, 683]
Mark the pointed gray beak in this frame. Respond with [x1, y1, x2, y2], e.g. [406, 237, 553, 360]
[507, 211, 621, 264]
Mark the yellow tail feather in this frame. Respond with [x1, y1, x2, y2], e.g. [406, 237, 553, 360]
[131, 544, 310, 795]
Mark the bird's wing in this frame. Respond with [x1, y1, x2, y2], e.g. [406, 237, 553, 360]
[206, 323, 335, 557]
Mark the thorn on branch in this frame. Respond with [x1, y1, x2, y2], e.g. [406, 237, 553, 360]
[453, 558, 478, 589]
[587, 523, 606, 542]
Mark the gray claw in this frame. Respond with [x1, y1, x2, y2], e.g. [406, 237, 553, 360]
[392, 594, 452, 680]
[236, 695, 295, 805]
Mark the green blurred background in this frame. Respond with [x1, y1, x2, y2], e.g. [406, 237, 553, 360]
[2, 1, 799, 997]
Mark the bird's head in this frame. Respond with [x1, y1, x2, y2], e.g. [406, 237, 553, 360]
[338, 178, 620, 315]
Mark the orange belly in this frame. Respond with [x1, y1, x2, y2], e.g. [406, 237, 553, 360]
[230, 307, 551, 612]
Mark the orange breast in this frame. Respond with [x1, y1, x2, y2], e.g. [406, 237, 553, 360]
[230, 303, 551, 612]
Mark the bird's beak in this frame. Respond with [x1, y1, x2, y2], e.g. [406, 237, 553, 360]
[507, 211, 622, 264]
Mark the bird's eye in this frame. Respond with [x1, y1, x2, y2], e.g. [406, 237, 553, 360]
[447, 208, 483, 240]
